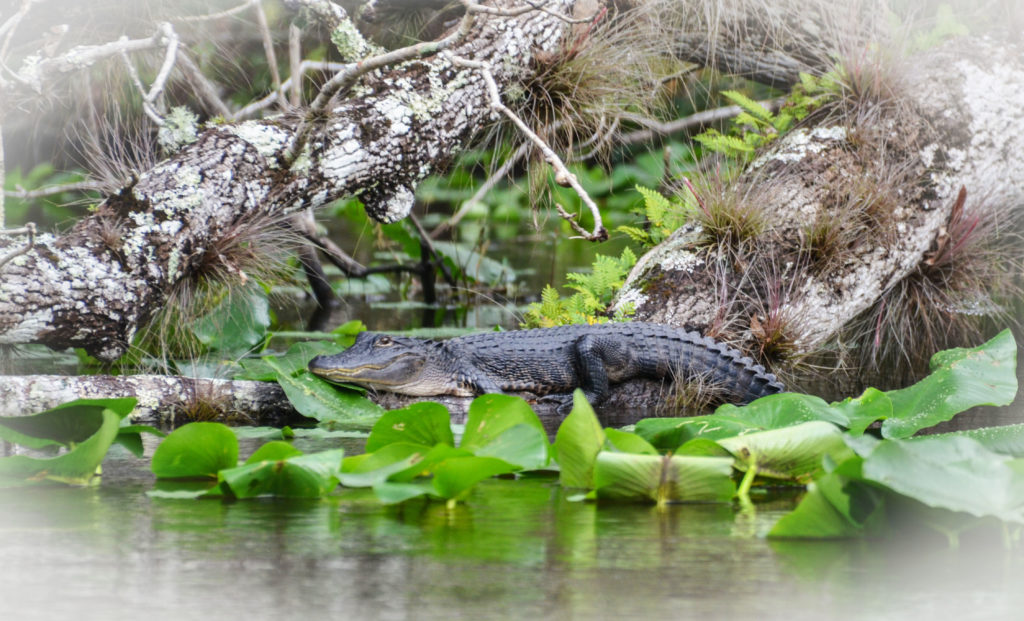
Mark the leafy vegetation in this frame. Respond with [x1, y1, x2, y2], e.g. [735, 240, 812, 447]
[4, 330, 1021, 547]
[521, 247, 637, 327]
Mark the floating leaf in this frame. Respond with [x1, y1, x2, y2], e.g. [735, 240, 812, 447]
[218, 446, 344, 499]
[830, 388, 892, 435]
[882, 329, 1017, 438]
[460, 394, 546, 454]
[365, 402, 454, 452]
[430, 456, 518, 501]
[552, 391, 606, 488]
[635, 393, 846, 450]
[860, 436, 1024, 522]
[592, 452, 735, 504]
[151, 422, 239, 479]
[237, 340, 345, 381]
[269, 361, 383, 428]
[932, 423, 1024, 457]
[768, 471, 884, 539]
[469, 423, 549, 471]
[0, 408, 126, 486]
[603, 428, 659, 455]
[0, 397, 137, 449]
[717, 421, 853, 481]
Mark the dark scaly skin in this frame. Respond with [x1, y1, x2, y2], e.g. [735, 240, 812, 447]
[308, 322, 785, 407]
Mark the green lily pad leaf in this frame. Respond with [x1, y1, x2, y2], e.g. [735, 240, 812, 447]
[830, 388, 892, 435]
[339, 443, 471, 487]
[552, 390, 606, 489]
[882, 329, 1018, 439]
[635, 392, 847, 450]
[604, 428, 659, 455]
[0, 397, 137, 449]
[231, 426, 369, 441]
[115, 424, 165, 458]
[237, 340, 345, 381]
[768, 472, 884, 538]
[861, 436, 1024, 522]
[219, 447, 344, 499]
[675, 437, 732, 458]
[245, 440, 304, 463]
[717, 421, 853, 481]
[592, 452, 735, 504]
[932, 423, 1024, 457]
[269, 362, 384, 428]
[365, 402, 454, 452]
[460, 394, 546, 454]
[372, 480, 435, 504]
[151, 422, 239, 479]
[430, 456, 518, 500]
[0, 409, 125, 487]
[470, 423, 549, 471]
[191, 284, 271, 355]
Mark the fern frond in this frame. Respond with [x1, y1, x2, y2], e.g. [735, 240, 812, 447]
[722, 90, 774, 123]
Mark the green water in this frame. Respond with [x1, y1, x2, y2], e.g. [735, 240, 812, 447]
[2, 438, 1023, 621]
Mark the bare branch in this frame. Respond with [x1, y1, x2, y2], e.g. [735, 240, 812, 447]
[172, 1, 257, 24]
[0, 223, 35, 273]
[617, 99, 784, 146]
[447, 53, 607, 241]
[288, 23, 302, 107]
[252, 0, 287, 110]
[4, 179, 105, 199]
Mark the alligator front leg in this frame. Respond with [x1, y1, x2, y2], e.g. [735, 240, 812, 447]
[571, 334, 613, 407]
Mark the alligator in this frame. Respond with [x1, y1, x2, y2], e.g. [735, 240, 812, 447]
[308, 322, 784, 409]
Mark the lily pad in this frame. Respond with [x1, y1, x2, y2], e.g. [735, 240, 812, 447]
[882, 329, 1017, 438]
[218, 445, 344, 499]
[151, 422, 239, 479]
[591, 452, 735, 504]
[716, 421, 854, 481]
[365, 402, 454, 452]
[552, 390, 606, 488]
[269, 361, 384, 428]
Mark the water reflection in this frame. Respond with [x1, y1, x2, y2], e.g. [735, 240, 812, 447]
[2, 451, 1024, 620]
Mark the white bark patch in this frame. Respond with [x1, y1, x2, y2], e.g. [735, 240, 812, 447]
[223, 121, 292, 166]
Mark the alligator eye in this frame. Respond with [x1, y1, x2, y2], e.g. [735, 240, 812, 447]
[376, 336, 393, 347]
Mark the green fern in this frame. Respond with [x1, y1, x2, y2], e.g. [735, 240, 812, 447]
[522, 248, 638, 328]
[618, 186, 691, 248]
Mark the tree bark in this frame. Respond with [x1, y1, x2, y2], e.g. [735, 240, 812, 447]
[0, 0, 573, 360]
[615, 38, 1024, 381]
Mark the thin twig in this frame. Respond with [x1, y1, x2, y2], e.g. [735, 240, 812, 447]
[430, 140, 531, 238]
[173, 0, 257, 24]
[252, 0, 287, 110]
[0, 222, 35, 273]
[288, 23, 302, 107]
[447, 53, 607, 241]
[176, 51, 233, 118]
[617, 99, 784, 146]
[4, 179, 106, 199]
[232, 60, 348, 119]
[409, 213, 457, 288]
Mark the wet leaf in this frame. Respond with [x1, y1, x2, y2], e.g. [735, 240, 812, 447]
[552, 391, 606, 488]
[0, 397, 137, 449]
[882, 329, 1017, 438]
[592, 453, 735, 504]
[469, 423, 549, 471]
[270, 363, 383, 428]
[932, 423, 1024, 457]
[717, 421, 853, 481]
[0, 409, 125, 487]
[860, 436, 1024, 522]
[219, 447, 344, 499]
[603, 428, 659, 455]
[365, 402, 454, 452]
[635, 392, 846, 450]
[430, 456, 519, 500]
[237, 340, 345, 381]
[768, 472, 884, 538]
[151, 422, 239, 479]
[460, 394, 546, 454]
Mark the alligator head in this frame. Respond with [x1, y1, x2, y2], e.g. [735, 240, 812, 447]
[308, 332, 447, 396]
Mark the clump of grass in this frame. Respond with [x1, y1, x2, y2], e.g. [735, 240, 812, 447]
[683, 174, 770, 252]
[841, 187, 1024, 386]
